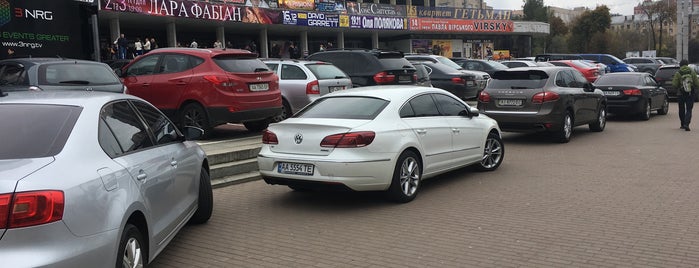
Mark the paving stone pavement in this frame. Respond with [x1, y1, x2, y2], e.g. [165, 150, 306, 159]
[152, 103, 699, 268]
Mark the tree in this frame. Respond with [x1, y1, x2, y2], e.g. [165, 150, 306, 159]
[568, 6, 611, 52]
[522, 0, 548, 22]
[639, 0, 676, 56]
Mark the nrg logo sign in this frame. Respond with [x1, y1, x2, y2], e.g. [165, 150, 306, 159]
[14, 7, 53, 21]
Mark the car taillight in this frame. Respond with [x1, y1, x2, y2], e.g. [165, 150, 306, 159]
[373, 72, 396, 84]
[0, 190, 64, 229]
[478, 91, 491, 103]
[262, 130, 278, 144]
[203, 75, 236, 87]
[623, 88, 642, 95]
[451, 77, 465, 84]
[306, 80, 320, 94]
[532, 91, 560, 104]
[320, 131, 375, 148]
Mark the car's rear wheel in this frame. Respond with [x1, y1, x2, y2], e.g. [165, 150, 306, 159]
[475, 132, 504, 171]
[117, 224, 146, 268]
[640, 100, 651, 121]
[180, 103, 211, 139]
[658, 97, 669, 115]
[387, 151, 421, 203]
[273, 100, 292, 122]
[244, 119, 271, 132]
[589, 106, 606, 132]
[554, 111, 573, 143]
[188, 167, 213, 225]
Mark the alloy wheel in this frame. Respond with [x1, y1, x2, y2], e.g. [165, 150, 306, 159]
[399, 157, 420, 197]
[122, 237, 143, 268]
[481, 136, 503, 169]
[563, 114, 572, 139]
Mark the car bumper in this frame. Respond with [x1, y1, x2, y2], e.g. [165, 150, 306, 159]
[482, 110, 565, 133]
[257, 153, 395, 191]
[208, 106, 282, 125]
[607, 97, 644, 114]
[0, 221, 118, 268]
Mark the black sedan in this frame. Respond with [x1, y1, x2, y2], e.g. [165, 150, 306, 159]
[416, 61, 484, 100]
[594, 72, 669, 120]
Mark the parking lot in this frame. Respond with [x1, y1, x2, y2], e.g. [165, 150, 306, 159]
[152, 103, 699, 268]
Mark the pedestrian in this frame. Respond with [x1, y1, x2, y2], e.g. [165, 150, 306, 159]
[150, 38, 158, 49]
[134, 38, 143, 56]
[213, 39, 223, 49]
[270, 43, 280, 58]
[115, 33, 128, 59]
[143, 38, 151, 53]
[672, 59, 699, 131]
[190, 39, 198, 48]
[319, 44, 325, 52]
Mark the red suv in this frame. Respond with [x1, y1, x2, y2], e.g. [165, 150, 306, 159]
[118, 48, 281, 136]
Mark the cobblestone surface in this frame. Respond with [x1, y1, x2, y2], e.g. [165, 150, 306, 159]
[152, 103, 699, 268]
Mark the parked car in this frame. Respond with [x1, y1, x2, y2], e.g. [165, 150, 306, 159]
[0, 90, 212, 267]
[258, 86, 504, 203]
[500, 60, 553, 68]
[263, 59, 352, 121]
[118, 48, 282, 136]
[623, 57, 665, 74]
[406, 54, 489, 91]
[453, 59, 509, 76]
[306, 49, 417, 87]
[410, 62, 434, 87]
[104, 58, 132, 72]
[414, 61, 483, 100]
[477, 67, 607, 143]
[579, 54, 637, 72]
[405, 54, 464, 70]
[654, 64, 680, 97]
[534, 54, 584, 62]
[594, 72, 669, 120]
[548, 60, 601, 83]
[0, 57, 126, 93]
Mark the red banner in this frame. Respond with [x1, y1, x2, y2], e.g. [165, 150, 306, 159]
[101, 0, 280, 24]
[408, 18, 513, 33]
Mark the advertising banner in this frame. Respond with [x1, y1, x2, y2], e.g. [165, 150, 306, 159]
[282, 10, 339, 27]
[343, 15, 407, 30]
[279, 0, 315, 11]
[493, 50, 510, 60]
[407, 5, 512, 20]
[345, 2, 406, 17]
[101, 0, 281, 24]
[408, 18, 513, 33]
[315, 0, 346, 13]
[1, 0, 87, 59]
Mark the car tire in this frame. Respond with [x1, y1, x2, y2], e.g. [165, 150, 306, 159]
[180, 103, 211, 139]
[188, 168, 213, 225]
[475, 132, 504, 171]
[554, 111, 573, 143]
[640, 100, 651, 121]
[273, 100, 292, 122]
[658, 97, 669, 115]
[244, 119, 271, 132]
[116, 224, 147, 268]
[589, 105, 607, 132]
[386, 151, 421, 203]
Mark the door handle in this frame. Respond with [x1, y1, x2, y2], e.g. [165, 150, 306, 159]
[416, 129, 427, 135]
[452, 128, 460, 133]
[136, 171, 147, 181]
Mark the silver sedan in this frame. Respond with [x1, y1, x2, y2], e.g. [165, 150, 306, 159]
[0, 91, 212, 267]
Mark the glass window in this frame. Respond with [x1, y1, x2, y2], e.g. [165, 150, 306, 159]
[296, 96, 388, 120]
[0, 104, 81, 159]
[126, 55, 160, 76]
[265, 63, 279, 74]
[132, 100, 180, 145]
[39, 63, 121, 85]
[280, 64, 307, 80]
[433, 94, 466, 116]
[0, 63, 28, 86]
[399, 102, 416, 118]
[99, 101, 153, 155]
[213, 56, 269, 72]
[555, 71, 567, 87]
[595, 75, 642, 86]
[490, 70, 549, 89]
[159, 54, 191, 74]
[306, 64, 348, 79]
[409, 94, 440, 117]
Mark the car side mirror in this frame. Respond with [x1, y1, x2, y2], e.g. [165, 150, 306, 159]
[114, 68, 123, 77]
[583, 83, 595, 92]
[183, 126, 205, 140]
[460, 107, 479, 117]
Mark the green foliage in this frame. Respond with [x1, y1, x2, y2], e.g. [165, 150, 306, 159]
[523, 0, 548, 22]
[568, 6, 611, 52]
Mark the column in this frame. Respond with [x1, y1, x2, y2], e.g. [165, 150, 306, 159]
[92, 14, 100, 61]
[337, 32, 345, 49]
[109, 18, 120, 43]
[167, 22, 177, 47]
[390, 0, 396, 5]
[372, 32, 379, 49]
[300, 31, 308, 58]
[216, 26, 225, 48]
[260, 27, 269, 58]
[406, 0, 412, 5]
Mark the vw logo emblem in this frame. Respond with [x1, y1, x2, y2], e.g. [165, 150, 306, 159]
[256, 77, 262, 81]
[294, 133, 303, 144]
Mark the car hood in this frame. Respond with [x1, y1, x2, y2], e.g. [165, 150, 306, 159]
[0, 158, 54, 193]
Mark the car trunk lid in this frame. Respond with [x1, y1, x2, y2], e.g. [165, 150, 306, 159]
[483, 70, 548, 113]
[266, 119, 370, 156]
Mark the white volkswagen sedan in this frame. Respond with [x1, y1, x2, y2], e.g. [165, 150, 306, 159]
[257, 85, 504, 203]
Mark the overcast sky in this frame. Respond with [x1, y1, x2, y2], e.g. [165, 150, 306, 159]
[487, 0, 637, 15]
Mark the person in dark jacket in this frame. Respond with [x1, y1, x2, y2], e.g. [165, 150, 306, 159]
[671, 59, 699, 131]
[115, 34, 128, 60]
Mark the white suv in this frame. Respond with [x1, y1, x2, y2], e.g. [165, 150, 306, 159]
[263, 59, 352, 121]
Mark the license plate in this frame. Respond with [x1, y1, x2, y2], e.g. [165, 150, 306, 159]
[329, 86, 345, 92]
[603, 91, 620, 96]
[249, 83, 269, 91]
[278, 162, 314, 176]
[498, 99, 523, 106]
[398, 75, 412, 82]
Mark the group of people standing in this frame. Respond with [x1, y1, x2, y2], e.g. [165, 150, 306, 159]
[111, 34, 158, 60]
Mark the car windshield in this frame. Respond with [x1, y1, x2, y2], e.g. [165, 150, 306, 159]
[0, 104, 81, 159]
[213, 56, 270, 72]
[306, 63, 348, 79]
[594, 75, 642, 85]
[40, 63, 121, 85]
[489, 70, 549, 89]
[295, 96, 389, 120]
[655, 68, 678, 79]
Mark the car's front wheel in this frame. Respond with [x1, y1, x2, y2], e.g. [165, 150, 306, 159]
[589, 106, 606, 132]
[117, 224, 146, 268]
[386, 151, 421, 203]
[475, 132, 504, 171]
[658, 97, 669, 115]
[188, 167, 213, 225]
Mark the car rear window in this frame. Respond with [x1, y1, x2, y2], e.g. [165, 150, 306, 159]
[489, 70, 549, 89]
[213, 56, 270, 72]
[0, 104, 81, 159]
[595, 75, 642, 85]
[377, 57, 415, 70]
[39, 63, 121, 85]
[306, 63, 348, 79]
[296, 96, 388, 120]
[655, 67, 679, 79]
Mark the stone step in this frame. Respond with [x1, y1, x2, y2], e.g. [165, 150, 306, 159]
[198, 136, 262, 166]
[211, 171, 262, 189]
[209, 158, 259, 180]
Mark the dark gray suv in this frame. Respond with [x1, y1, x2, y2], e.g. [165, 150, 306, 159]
[0, 58, 125, 93]
[306, 49, 417, 87]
